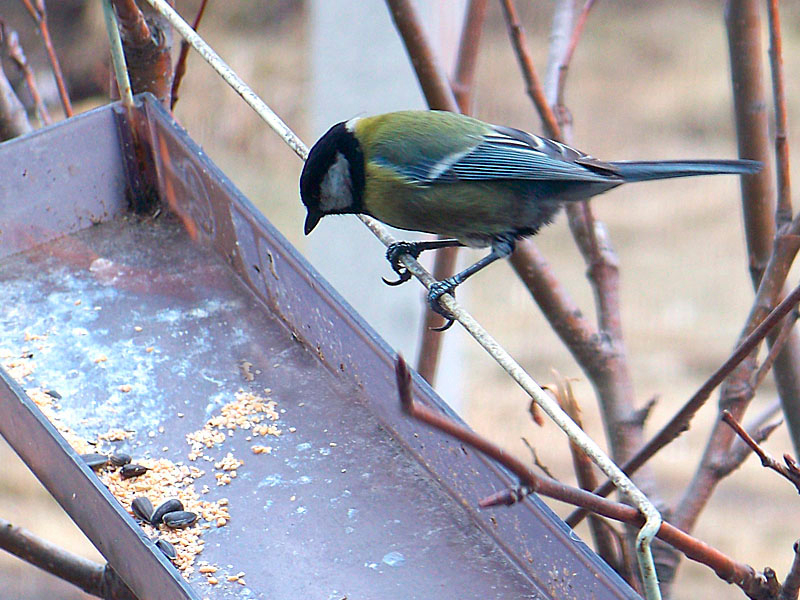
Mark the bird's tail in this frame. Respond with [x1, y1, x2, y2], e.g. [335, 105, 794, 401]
[608, 159, 761, 182]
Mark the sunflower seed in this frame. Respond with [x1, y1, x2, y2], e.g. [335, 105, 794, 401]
[120, 463, 149, 480]
[151, 499, 184, 525]
[109, 453, 131, 467]
[131, 497, 154, 522]
[162, 510, 197, 529]
[155, 538, 177, 560]
[81, 453, 109, 470]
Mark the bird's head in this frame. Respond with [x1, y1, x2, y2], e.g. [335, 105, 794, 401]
[299, 119, 365, 235]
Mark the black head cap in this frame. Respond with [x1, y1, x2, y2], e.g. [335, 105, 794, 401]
[299, 121, 365, 235]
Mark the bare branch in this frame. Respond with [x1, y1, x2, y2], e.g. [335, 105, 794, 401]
[395, 357, 770, 597]
[450, 0, 487, 112]
[555, 0, 597, 106]
[766, 0, 792, 225]
[554, 373, 621, 572]
[109, 0, 174, 107]
[170, 0, 208, 110]
[498, 0, 561, 138]
[2, 23, 50, 125]
[19, 0, 72, 117]
[568, 213, 622, 338]
[384, 0, 458, 111]
[667, 0, 800, 538]
[722, 410, 800, 492]
[509, 240, 599, 357]
[0, 31, 32, 140]
[543, 0, 575, 109]
[725, 415, 782, 476]
[780, 541, 800, 600]
[753, 309, 798, 391]
[726, 0, 775, 284]
[0, 517, 136, 599]
[566, 279, 800, 527]
[521, 437, 555, 478]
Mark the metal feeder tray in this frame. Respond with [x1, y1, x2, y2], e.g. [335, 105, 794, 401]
[0, 94, 637, 599]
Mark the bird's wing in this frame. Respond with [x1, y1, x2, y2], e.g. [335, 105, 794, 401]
[384, 125, 622, 186]
[445, 125, 623, 183]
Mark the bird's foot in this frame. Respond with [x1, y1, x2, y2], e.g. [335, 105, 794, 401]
[383, 241, 424, 286]
[427, 278, 459, 332]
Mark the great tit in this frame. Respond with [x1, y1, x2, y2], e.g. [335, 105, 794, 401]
[299, 110, 760, 327]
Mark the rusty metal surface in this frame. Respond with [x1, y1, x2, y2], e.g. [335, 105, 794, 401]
[0, 95, 637, 599]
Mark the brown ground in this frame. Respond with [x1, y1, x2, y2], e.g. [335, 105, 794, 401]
[2, 2, 800, 599]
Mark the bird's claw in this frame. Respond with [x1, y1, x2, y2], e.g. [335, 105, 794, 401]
[382, 274, 411, 286]
[384, 242, 423, 286]
[384, 242, 459, 331]
[427, 279, 458, 332]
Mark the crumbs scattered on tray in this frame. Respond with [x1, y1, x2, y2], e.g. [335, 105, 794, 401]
[2, 335, 288, 591]
[99, 428, 134, 441]
[186, 388, 282, 462]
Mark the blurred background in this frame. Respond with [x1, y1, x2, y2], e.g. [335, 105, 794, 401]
[1, 1, 799, 598]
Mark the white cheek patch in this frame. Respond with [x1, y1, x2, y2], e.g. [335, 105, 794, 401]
[319, 152, 353, 212]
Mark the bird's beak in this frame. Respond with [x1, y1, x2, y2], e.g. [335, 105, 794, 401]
[304, 210, 322, 235]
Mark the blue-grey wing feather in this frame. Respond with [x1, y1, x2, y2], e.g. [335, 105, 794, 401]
[379, 125, 621, 185]
[374, 124, 622, 186]
[442, 126, 620, 183]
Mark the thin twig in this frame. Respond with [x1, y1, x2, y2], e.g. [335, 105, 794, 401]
[450, 0, 487, 112]
[384, 0, 458, 111]
[19, 0, 72, 117]
[141, 0, 308, 160]
[721, 410, 800, 493]
[552, 1, 617, 351]
[753, 308, 799, 390]
[498, 0, 561, 138]
[568, 213, 623, 339]
[567, 278, 800, 527]
[543, 0, 574, 110]
[1, 22, 51, 125]
[555, 0, 597, 107]
[395, 357, 768, 596]
[554, 372, 621, 571]
[170, 0, 209, 109]
[766, 0, 792, 226]
[726, 0, 775, 285]
[724, 418, 782, 477]
[780, 541, 800, 600]
[0, 34, 32, 140]
[509, 241, 599, 360]
[521, 437, 555, 478]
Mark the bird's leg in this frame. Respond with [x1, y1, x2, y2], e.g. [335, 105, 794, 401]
[383, 239, 464, 286]
[428, 235, 516, 331]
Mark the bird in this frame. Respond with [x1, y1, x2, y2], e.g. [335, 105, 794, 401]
[299, 110, 760, 329]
